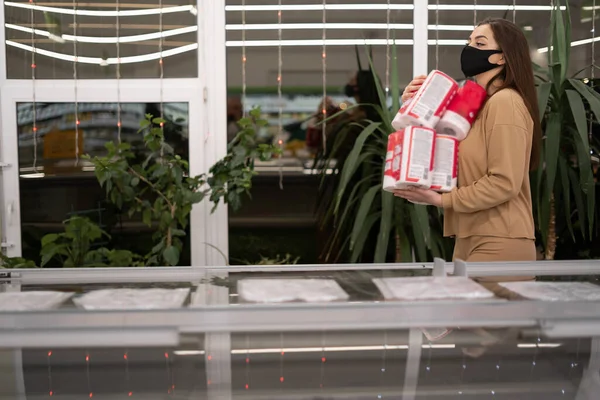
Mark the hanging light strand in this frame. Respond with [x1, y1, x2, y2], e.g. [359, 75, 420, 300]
[47, 351, 53, 397]
[473, 0, 477, 27]
[277, 1, 284, 190]
[159, 0, 165, 157]
[116, 0, 122, 143]
[319, 332, 326, 390]
[513, 0, 517, 23]
[30, 0, 38, 172]
[242, 0, 247, 117]
[73, 0, 80, 165]
[85, 352, 92, 398]
[377, 331, 388, 399]
[321, 0, 327, 153]
[435, 0, 440, 69]
[245, 335, 251, 391]
[385, 0, 390, 94]
[590, 0, 597, 144]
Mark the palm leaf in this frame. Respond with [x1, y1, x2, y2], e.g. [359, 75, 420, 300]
[374, 191, 394, 262]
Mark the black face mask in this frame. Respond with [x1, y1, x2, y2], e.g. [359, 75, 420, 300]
[344, 84, 358, 98]
[460, 46, 503, 78]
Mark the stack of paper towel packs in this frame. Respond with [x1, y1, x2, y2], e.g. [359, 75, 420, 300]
[373, 277, 495, 301]
[237, 279, 350, 303]
[0, 291, 74, 311]
[498, 282, 600, 301]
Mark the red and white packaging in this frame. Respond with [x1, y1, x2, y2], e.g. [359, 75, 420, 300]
[435, 80, 487, 141]
[430, 134, 459, 193]
[382, 131, 403, 192]
[395, 126, 436, 190]
[392, 70, 458, 130]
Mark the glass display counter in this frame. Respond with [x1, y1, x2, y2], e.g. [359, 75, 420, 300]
[1, 259, 600, 399]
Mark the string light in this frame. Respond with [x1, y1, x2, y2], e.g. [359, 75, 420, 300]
[474, 0, 477, 26]
[321, 0, 327, 153]
[242, 0, 247, 117]
[458, 353, 467, 395]
[277, 0, 284, 190]
[590, 0, 596, 145]
[73, 0, 80, 165]
[513, 0, 517, 23]
[159, 0, 165, 157]
[436, 0, 440, 69]
[165, 351, 174, 394]
[385, 0, 390, 94]
[319, 332, 326, 390]
[85, 352, 92, 398]
[378, 331, 388, 399]
[245, 335, 251, 390]
[47, 350, 53, 397]
[279, 333, 285, 385]
[116, 0, 122, 143]
[29, 0, 38, 173]
[124, 352, 131, 397]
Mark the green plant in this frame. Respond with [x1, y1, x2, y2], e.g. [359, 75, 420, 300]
[534, 0, 598, 259]
[87, 107, 279, 266]
[318, 44, 451, 263]
[0, 253, 37, 269]
[40, 216, 142, 268]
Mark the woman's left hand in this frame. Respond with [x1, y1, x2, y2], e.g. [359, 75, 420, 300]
[393, 187, 443, 207]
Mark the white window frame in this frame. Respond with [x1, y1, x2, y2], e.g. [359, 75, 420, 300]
[0, 1, 228, 267]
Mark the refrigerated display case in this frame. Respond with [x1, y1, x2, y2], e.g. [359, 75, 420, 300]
[1, 259, 600, 399]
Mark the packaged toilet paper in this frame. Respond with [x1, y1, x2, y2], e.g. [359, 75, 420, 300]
[392, 70, 458, 130]
[431, 134, 459, 193]
[435, 80, 487, 141]
[395, 126, 436, 190]
[382, 131, 403, 192]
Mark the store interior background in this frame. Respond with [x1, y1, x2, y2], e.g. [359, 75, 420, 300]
[5, 0, 599, 267]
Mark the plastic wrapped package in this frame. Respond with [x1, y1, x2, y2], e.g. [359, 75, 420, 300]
[430, 134, 459, 193]
[394, 126, 436, 190]
[373, 276, 495, 301]
[237, 279, 350, 303]
[382, 131, 403, 192]
[73, 288, 190, 310]
[0, 291, 74, 311]
[498, 282, 600, 301]
[435, 80, 487, 141]
[392, 70, 458, 130]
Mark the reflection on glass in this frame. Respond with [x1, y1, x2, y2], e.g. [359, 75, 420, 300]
[17, 101, 190, 266]
[4, 1, 198, 79]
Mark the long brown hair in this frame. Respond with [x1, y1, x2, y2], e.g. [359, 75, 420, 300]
[479, 18, 541, 171]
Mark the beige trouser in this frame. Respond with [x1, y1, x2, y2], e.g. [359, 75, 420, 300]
[453, 236, 537, 297]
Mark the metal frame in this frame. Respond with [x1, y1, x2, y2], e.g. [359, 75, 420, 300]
[0, 1, 229, 267]
[3, 299, 600, 348]
[2, 259, 600, 285]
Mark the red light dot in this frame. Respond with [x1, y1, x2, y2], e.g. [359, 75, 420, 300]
[89, 393, 93, 398]
[76, 120, 80, 125]
[245, 358, 250, 364]
[159, 59, 163, 65]
[117, 121, 122, 127]
[160, 122, 164, 127]
[281, 351, 285, 356]
[123, 354, 128, 360]
[322, 108, 327, 115]
[171, 385, 175, 390]
[128, 392, 132, 397]
[31, 63, 36, 69]
[280, 377, 284, 383]
[322, 53, 326, 58]
[207, 380, 212, 385]
[49, 391, 53, 396]
[322, 357, 327, 363]
[320, 384, 323, 388]
[164, 352, 169, 359]
[47, 351, 52, 357]
[33, 127, 37, 132]
[85, 355, 89, 362]
[207, 355, 212, 361]
[245, 384, 249, 390]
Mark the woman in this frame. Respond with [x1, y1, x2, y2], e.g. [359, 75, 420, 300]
[395, 18, 541, 284]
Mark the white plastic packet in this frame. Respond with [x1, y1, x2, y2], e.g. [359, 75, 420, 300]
[0, 291, 74, 311]
[430, 134, 459, 193]
[498, 282, 600, 301]
[73, 288, 190, 310]
[237, 279, 350, 303]
[392, 70, 458, 130]
[373, 276, 494, 301]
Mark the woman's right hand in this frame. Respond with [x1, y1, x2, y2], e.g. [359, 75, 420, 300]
[401, 75, 427, 103]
